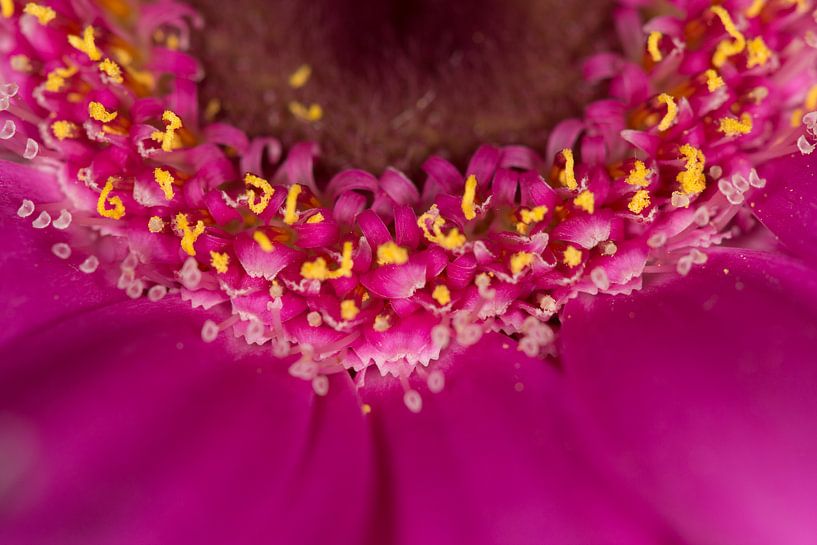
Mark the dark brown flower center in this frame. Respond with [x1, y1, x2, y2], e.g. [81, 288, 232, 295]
[190, 0, 614, 175]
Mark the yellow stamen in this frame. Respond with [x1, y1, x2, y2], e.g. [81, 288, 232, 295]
[377, 241, 409, 265]
[563, 246, 582, 268]
[510, 252, 534, 275]
[628, 190, 651, 214]
[306, 212, 325, 224]
[461, 174, 478, 220]
[1, 0, 14, 18]
[153, 168, 175, 200]
[96, 177, 125, 220]
[704, 69, 724, 92]
[68, 26, 102, 61]
[746, 37, 771, 68]
[519, 205, 548, 225]
[573, 190, 595, 214]
[791, 108, 805, 128]
[283, 183, 302, 224]
[288, 64, 312, 88]
[373, 314, 391, 332]
[432, 285, 452, 306]
[244, 173, 274, 215]
[625, 160, 651, 187]
[745, 0, 765, 17]
[148, 216, 164, 233]
[676, 144, 707, 195]
[647, 31, 663, 62]
[23, 3, 56, 24]
[253, 231, 274, 252]
[51, 121, 79, 140]
[204, 98, 221, 121]
[559, 148, 577, 189]
[10, 54, 32, 72]
[340, 299, 360, 320]
[44, 65, 77, 93]
[806, 84, 817, 111]
[88, 101, 117, 123]
[288, 101, 323, 122]
[98, 58, 123, 84]
[210, 251, 230, 274]
[176, 213, 205, 256]
[657, 93, 677, 131]
[417, 206, 466, 250]
[300, 241, 354, 280]
[718, 113, 753, 136]
[150, 110, 183, 152]
[710, 6, 746, 68]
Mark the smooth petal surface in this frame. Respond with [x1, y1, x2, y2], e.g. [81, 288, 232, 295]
[362, 333, 671, 545]
[561, 249, 817, 545]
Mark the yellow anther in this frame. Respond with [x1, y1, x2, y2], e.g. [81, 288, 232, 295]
[745, 0, 765, 17]
[23, 3, 56, 24]
[176, 213, 205, 256]
[88, 101, 117, 123]
[301, 241, 355, 280]
[98, 58, 123, 84]
[747, 37, 771, 68]
[361, 403, 372, 415]
[647, 31, 663, 62]
[656, 93, 677, 131]
[791, 108, 805, 128]
[704, 69, 724, 92]
[432, 285, 452, 306]
[718, 113, 753, 136]
[563, 246, 582, 268]
[573, 190, 595, 214]
[628, 190, 651, 214]
[10, 54, 32, 72]
[210, 251, 230, 273]
[148, 216, 164, 233]
[806, 84, 817, 111]
[1, 0, 14, 18]
[253, 231, 274, 252]
[625, 160, 651, 187]
[204, 98, 221, 121]
[417, 206, 466, 250]
[283, 183, 302, 225]
[153, 168, 175, 200]
[44, 65, 77, 93]
[559, 148, 577, 189]
[150, 110, 183, 152]
[306, 212, 325, 224]
[51, 121, 79, 140]
[96, 177, 125, 220]
[373, 314, 391, 332]
[519, 205, 548, 225]
[710, 6, 746, 67]
[288, 101, 323, 122]
[377, 241, 409, 265]
[676, 144, 707, 195]
[510, 252, 534, 275]
[461, 174, 478, 220]
[244, 173, 274, 215]
[68, 26, 102, 61]
[341, 299, 360, 321]
[288, 64, 312, 88]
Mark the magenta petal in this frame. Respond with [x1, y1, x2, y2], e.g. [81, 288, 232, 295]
[363, 333, 666, 545]
[561, 248, 817, 545]
[0, 297, 374, 545]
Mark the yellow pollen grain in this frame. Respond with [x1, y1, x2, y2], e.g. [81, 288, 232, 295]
[559, 148, 577, 189]
[98, 58, 123, 84]
[283, 183, 302, 224]
[288, 64, 312, 88]
[745, 0, 765, 17]
[10, 54, 32, 72]
[628, 190, 651, 214]
[710, 6, 746, 68]
[151, 110, 183, 152]
[432, 285, 452, 306]
[341, 299, 360, 321]
[288, 101, 323, 122]
[176, 213, 205, 256]
[625, 160, 651, 187]
[306, 212, 324, 224]
[153, 168, 175, 200]
[520, 205, 547, 225]
[573, 190, 595, 214]
[97, 177, 125, 220]
[244, 173, 274, 215]
[88, 101, 117, 123]
[791, 108, 805, 128]
[510, 252, 534, 275]
[417, 205, 467, 250]
[68, 26, 102, 61]
[1, 0, 14, 18]
[45, 65, 77, 93]
[747, 37, 771, 68]
[23, 3, 56, 25]
[718, 113, 753, 136]
[677, 143, 707, 195]
[657, 93, 677, 131]
[362, 403, 372, 415]
[210, 251, 230, 273]
[301, 241, 354, 280]
[806, 84, 817, 111]
[148, 216, 164, 233]
[373, 314, 391, 332]
[704, 69, 724, 92]
[377, 241, 409, 265]
[204, 98, 221, 121]
[647, 31, 663, 62]
[461, 174, 478, 220]
[51, 120, 79, 140]
[563, 246, 582, 268]
[253, 231, 275, 252]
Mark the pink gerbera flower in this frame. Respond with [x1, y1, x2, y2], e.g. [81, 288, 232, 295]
[1, 0, 817, 543]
